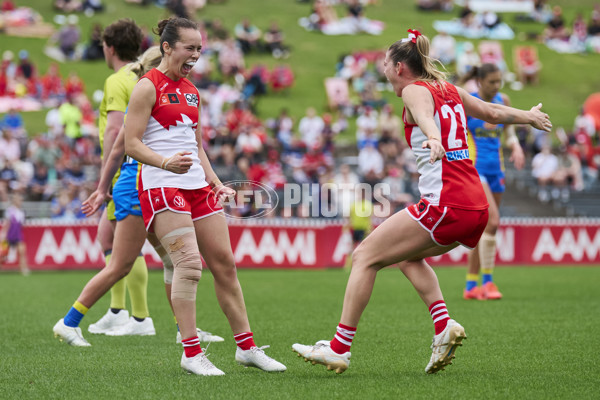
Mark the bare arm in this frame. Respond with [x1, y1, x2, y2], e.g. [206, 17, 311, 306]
[102, 110, 124, 170]
[402, 84, 446, 164]
[500, 93, 525, 170]
[81, 126, 127, 216]
[101, 126, 126, 194]
[457, 86, 552, 131]
[196, 134, 218, 186]
[194, 104, 235, 202]
[123, 78, 193, 174]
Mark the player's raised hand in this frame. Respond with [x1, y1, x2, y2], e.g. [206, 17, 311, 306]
[529, 103, 552, 132]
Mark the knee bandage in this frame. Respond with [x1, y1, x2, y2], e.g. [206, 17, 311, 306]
[159, 227, 202, 301]
[479, 232, 497, 270]
[153, 242, 175, 284]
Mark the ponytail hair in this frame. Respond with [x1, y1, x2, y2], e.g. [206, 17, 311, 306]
[153, 17, 199, 56]
[127, 46, 162, 78]
[458, 63, 500, 85]
[388, 33, 446, 84]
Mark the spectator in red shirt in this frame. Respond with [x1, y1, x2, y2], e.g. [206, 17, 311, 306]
[41, 63, 65, 103]
[64, 71, 85, 98]
[262, 149, 287, 191]
[302, 143, 332, 182]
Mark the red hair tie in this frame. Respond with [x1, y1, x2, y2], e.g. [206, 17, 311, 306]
[403, 29, 422, 44]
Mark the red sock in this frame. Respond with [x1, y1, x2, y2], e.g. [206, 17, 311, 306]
[329, 323, 356, 354]
[234, 332, 256, 350]
[181, 336, 202, 358]
[429, 300, 450, 335]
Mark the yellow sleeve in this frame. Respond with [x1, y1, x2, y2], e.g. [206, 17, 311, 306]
[104, 74, 130, 113]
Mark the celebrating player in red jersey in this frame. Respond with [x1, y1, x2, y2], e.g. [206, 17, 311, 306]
[123, 17, 286, 376]
[293, 29, 552, 375]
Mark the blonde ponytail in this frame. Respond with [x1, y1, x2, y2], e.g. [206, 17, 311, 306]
[415, 35, 446, 82]
[388, 31, 446, 84]
[127, 46, 162, 79]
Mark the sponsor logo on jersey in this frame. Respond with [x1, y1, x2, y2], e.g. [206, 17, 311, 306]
[474, 126, 501, 138]
[446, 149, 470, 161]
[159, 93, 180, 105]
[176, 88, 182, 94]
[184, 93, 199, 107]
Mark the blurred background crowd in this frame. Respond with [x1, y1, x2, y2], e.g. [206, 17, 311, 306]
[0, 0, 599, 221]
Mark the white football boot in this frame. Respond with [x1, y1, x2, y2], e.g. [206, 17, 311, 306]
[88, 309, 129, 334]
[235, 345, 287, 372]
[425, 319, 466, 374]
[53, 319, 91, 347]
[176, 327, 225, 344]
[292, 340, 350, 374]
[106, 317, 156, 336]
[181, 352, 225, 376]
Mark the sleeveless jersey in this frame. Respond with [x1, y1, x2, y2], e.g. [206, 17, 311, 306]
[466, 91, 504, 173]
[402, 81, 487, 210]
[138, 68, 207, 191]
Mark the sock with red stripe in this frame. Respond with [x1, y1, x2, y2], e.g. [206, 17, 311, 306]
[234, 332, 256, 350]
[330, 323, 356, 354]
[429, 300, 450, 335]
[182, 336, 202, 358]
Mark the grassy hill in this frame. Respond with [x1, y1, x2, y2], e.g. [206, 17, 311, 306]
[4, 0, 600, 142]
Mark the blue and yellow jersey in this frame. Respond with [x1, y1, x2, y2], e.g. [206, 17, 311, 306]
[467, 92, 505, 173]
[98, 65, 137, 158]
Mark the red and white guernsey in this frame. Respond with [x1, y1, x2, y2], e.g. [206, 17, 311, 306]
[403, 81, 487, 210]
[138, 68, 207, 191]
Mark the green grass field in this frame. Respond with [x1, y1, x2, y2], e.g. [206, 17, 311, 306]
[5, 0, 600, 141]
[1, 267, 599, 399]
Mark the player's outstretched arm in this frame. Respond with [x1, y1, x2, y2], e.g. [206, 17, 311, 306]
[457, 86, 552, 132]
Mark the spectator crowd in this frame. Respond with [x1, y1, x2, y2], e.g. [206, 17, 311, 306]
[1, 0, 599, 221]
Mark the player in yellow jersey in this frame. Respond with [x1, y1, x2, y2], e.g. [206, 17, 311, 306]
[345, 187, 373, 269]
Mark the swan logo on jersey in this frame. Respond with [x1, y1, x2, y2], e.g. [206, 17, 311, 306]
[184, 93, 199, 107]
[160, 93, 180, 105]
[174, 196, 186, 208]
